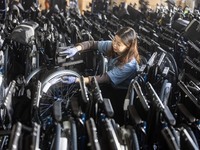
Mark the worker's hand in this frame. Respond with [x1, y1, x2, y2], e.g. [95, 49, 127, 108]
[58, 47, 79, 58]
[61, 76, 77, 84]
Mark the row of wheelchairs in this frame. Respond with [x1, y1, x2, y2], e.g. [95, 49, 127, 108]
[1, 40, 199, 150]
[0, 2, 199, 149]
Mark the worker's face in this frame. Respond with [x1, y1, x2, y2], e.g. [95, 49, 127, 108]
[112, 35, 128, 55]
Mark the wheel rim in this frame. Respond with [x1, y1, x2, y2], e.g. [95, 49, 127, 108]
[40, 81, 80, 128]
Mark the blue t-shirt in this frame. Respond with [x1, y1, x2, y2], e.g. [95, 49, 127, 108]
[97, 41, 139, 89]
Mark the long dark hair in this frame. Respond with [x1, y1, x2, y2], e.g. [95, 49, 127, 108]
[109, 27, 140, 66]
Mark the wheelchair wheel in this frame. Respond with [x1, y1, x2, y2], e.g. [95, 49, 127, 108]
[39, 70, 82, 128]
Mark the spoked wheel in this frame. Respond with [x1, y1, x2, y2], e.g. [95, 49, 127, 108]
[39, 70, 82, 129]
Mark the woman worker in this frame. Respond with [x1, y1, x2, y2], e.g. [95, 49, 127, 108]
[61, 27, 140, 124]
